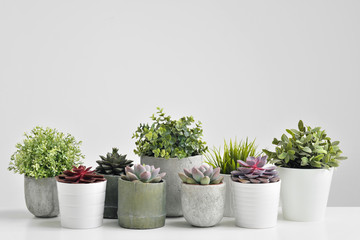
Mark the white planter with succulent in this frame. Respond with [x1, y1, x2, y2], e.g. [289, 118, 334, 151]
[56, 166, 107, 229]
[231, 156, 281, 229]
[263, 120, 347, 222]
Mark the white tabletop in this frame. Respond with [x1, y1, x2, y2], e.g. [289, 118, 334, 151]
[0, 207, 358, 240]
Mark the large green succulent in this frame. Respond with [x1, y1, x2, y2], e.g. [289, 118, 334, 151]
[263, 120, 347, 169]
[96, 148, 133, 175]
[132, 107, 208, 159]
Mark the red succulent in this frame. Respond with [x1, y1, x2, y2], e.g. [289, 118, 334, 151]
[56, 165, 106, 184]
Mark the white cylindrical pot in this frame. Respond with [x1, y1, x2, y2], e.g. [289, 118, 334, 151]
[232, 180, 281, 228]
[181, 183, 225, 227]
[57, 181, 106, 229]
[278, 167, 334, 222]
[221, 174, 234, 217]
[141, 155, 203, 217]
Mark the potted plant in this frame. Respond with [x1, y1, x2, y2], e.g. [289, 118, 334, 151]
[178, 164, 225, 227]
[95, 148, 133, 219]
[231, 156, 280, 228]
[133, 107, 208, 217]
[263, 120, 347, 222]
[205, 138, 259, 217]
[8, 126, 84, 218]
[56, 165, 107, 229]
[118, 164, 166, 229]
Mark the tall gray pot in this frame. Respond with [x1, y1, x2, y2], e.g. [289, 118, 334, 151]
[181, 182, 226, 227]
[103, 175, 120, 219]
[141, 155, 203, 217]
[117, 178, 166, 229]
[24, 176, 59, 218]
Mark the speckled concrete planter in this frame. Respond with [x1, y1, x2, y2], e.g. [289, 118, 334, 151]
[57, 180, 107, 229]
[232, 180, 281, 229]
[24, 176, 59, 218]
[278, 167, 333, 222]
[141, 155, 203, 217]
[103, 175, 120, 219]
[118, 178, 166, 229]
[221, 174, 234, 217]
[181, 183, 226, 227]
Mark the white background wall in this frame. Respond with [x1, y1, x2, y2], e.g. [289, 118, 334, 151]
[1, 0, 359, 209]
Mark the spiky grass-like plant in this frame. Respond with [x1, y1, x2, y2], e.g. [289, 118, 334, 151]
[205, 138, 260, 174]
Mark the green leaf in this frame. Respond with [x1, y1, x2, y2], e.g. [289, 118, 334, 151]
[331, 141, 340, 146]
[301, 157, 308, 166]
[302, 147, 312, 153]
[298, 120, 305, 132]
[278, 152, 287, 159]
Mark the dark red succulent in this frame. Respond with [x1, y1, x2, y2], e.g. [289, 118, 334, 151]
[56, 165, 106, 184]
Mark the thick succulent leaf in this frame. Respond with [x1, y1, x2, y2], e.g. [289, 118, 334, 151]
[184, 168, 192, 178]
[125, 166, 133, 174]
[158, 172, 166, 178]
[134, 164, 146, 176]
[250, 179, 260, 183]
[200, 176, 211, 185]
[186, 177, 197, 184]
[253, 169, 265, 175]
[211, 167, 220, 180]
[126, 172, 138, 181]
[178, 173, 188, 183]
[140, 171, 151, 182]
[192, 167, 204, 182]
[257, 156, 267, 167]
[204, 166, 213, 177]
[239, 179, 250, 183]
[149, 176, 162, 183]
[211, 175, 224, 184]
[144, 165, 151, 172]
[237, 160, 250, 167]
[238, 167, 253, 174]
[245, 174, 259, 179]
[151, 167, 160, 178]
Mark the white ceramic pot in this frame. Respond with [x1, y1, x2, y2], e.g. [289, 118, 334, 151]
[221, 174, 234, 217]
[181, 183, 226, 227]
[232, 180, 281, 228]
[57, 180, 106, 229]
[278, 167, 334, 222]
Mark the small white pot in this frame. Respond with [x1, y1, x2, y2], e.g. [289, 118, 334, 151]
[221, 174, 234, 217]
[278, 167, 334, 222]
[57, 181, 106, 229]
[232, 180, 281, 228]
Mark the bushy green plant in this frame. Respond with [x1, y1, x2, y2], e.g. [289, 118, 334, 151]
[9, 126, 84, 179]
[263, 120, 347, 169]
[132, 108, 208, 159]
[205, 138, 260, 174]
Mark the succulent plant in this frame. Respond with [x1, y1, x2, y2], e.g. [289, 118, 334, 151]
[96, 148, 133, 175]
[56, 165, 106, 184]
[231, 156, 280, 184]
[120, 164, 166, 183]
[178, 163, 224, 185]
[263, 120, 347, 169]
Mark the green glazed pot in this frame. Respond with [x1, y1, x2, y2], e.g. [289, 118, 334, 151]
[103, 175, 120, 219]
[118, 178, 166, 229]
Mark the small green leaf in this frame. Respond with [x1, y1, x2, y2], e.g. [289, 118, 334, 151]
[302, 147, 312, 153]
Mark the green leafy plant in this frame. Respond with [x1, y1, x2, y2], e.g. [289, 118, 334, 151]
[132, 107, 208, 159]
[9, 126, 84, 179]
[205, 138, 260, 174]
[263, 120, 347, 169]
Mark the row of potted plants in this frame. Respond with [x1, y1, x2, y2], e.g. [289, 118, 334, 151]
[8, 108, 347, 229]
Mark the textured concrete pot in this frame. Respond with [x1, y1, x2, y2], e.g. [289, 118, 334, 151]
[221, 174, 234, 217]
[181, 183, 226, 227]
[278, 167, 334, 222]
[103, 175, 120, 219]
[141, 155, 203, 217]
[232, 180, 281, 228]
[118, 178, 166, 229]
[57, 180, 107, 229]
[24, 176, 59, 218]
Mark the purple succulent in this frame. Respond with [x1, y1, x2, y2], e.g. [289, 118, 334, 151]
[231, 156, 280, 184]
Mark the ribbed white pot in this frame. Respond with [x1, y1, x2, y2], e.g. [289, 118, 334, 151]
[232, 180, 281, 228]
[278, 167, 334, 222]
[221, 174, 234, 217]
[57, 181, 106, 229]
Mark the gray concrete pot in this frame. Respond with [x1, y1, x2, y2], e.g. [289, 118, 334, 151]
[181, 182, 226, 227]
[221, 174, 234, 217]
[118, 178, 166, 229]
[103, 175, 120, 219]
[24, 176, 59, 218]
[141, 155, 203, 217]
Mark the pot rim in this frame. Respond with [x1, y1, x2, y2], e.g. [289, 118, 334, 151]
[181, 182, 225, 188]
[56, 178, 107, 184]
[24, 175, 57, 180]
[231, 180, 281, 188]
[118, 177, 166, 185]
[140, 155, 202, 161]
[278, 166, 334, 171]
